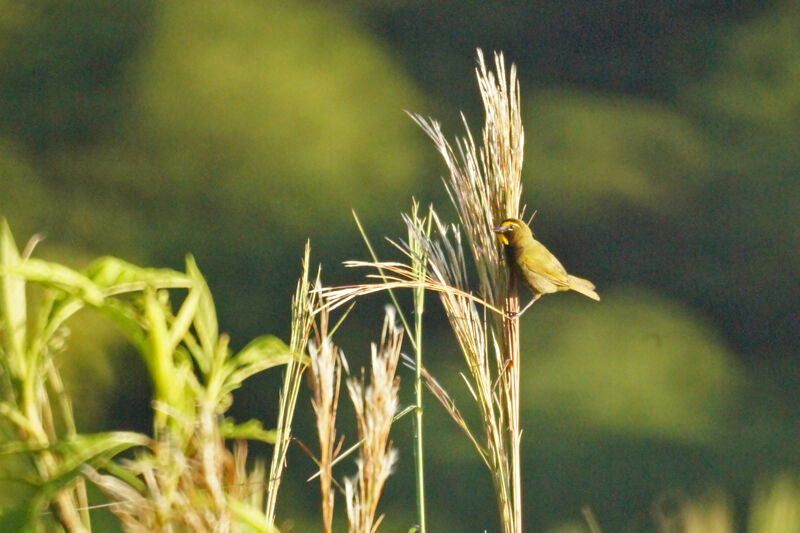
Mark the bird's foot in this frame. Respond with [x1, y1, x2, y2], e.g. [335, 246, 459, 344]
[505, 295, 540, 320]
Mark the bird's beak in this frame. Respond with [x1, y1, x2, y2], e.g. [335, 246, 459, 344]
[492, 224, 510, 245]
[492, 223, 509, 233]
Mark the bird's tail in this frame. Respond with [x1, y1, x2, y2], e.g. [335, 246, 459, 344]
[567, 275, 600, 301]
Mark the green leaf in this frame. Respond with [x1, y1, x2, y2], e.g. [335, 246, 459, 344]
[222, 336, 296, 395]
[0, 431, 149, 521]
[0, 431, 148, 470]
[98, 459, 147, 493]
[220, 418, 277, 444]
[33, 290, 78, 347]
[182, 330, 211, 376]
[2, 258, 105, 307]
[53, 432, 150, 474]
[235, 335, 302, 367]
[186, 255, 218, 357]
[0, 504, 36, 533]
[83, 255, 191, 293]
[0, 218, 27, 365]
[167, 281, 201, 356]
[32, 432, 149, 509]
[143, 288, 176, 408]
[227, 495, 280, 533]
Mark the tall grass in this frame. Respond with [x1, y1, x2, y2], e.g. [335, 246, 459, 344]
[324, 49, 526, 532]
[265, 242, 317, 528]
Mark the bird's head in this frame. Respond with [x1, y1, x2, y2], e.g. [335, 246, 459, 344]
[492, 217, 530, 246]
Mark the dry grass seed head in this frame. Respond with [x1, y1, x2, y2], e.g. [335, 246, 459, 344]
[344, 308, 403, 533]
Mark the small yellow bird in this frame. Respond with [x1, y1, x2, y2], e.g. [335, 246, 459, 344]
[493, 217, 599, 316]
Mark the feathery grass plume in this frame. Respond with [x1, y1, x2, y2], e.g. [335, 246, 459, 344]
[344, 308, 403, 533]
[308, 302, 346, 533]
[265, 241, 319, 527]
[410, 49, 524, 533]
[324, 50, 525, 532]
[403, 208, 519, 530]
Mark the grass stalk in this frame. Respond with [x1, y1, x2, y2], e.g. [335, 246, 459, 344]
[352, 204, 431, 531]
[308, 303, 344, 533]
[410, 50, 525, 532]
[265, 242, 317, 527]
[409, 201, 432, 533]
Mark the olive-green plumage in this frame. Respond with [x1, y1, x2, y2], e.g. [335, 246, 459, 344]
[493, 217, 599, 308]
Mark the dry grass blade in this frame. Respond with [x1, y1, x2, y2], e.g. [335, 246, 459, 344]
[266, 242, 319, 527]
[319, 258, 504, 318]
[400, 354, 489, 469]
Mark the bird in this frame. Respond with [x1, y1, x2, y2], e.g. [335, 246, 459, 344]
[493, 217, 599, 317]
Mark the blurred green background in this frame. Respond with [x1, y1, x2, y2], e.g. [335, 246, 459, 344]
[1, 0, 798, 530]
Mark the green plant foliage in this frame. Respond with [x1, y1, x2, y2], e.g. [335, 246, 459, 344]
[524, 90, 709, 215]
[1, 219, 295, 530]
[220, 418, 276, 444]
[520, 288, 741, 443]
[0, 220, 161, 531]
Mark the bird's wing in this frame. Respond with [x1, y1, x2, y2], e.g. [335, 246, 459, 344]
[525, 241, 570, 285]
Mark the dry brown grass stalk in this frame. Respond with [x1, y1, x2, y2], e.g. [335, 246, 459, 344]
[308, 303, 345, 533]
